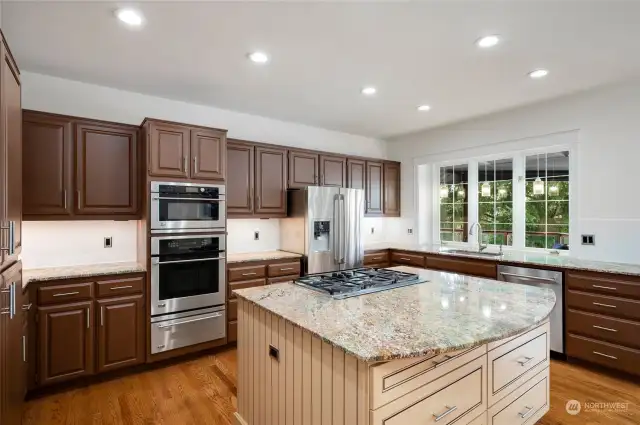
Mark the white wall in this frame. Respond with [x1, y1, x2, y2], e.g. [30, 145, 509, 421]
[21, 221, 138, 268]
[388, 78, 640, 264]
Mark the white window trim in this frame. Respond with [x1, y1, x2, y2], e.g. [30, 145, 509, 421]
[432, 144, 576, 255]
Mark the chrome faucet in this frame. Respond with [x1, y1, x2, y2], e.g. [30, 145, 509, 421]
[469, 222, 487, 252]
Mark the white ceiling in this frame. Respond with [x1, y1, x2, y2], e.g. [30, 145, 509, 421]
[5, 1, 640, 139]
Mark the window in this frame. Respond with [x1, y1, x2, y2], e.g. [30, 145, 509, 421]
[478, 159, 513, 246]
[525, 151, 570, 249]
[439, 164, 468, 242]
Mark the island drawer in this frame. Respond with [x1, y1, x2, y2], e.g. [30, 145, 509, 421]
[228, 278, 266, 299]
[566, 271, 640, 300]
[365, 251, 389, 266]
[567, 309, 640, 349]
[371, 355, 487, 425]
[370, 345, 486, 409]
[96, 276, 144, 298]
[38, 282, 94, 305]
[268, 274, 299, 285]
[566, 290, 640, 321]
[390, 251, 425, 268]
[425, 254, 497, 279]
[487, 367, 549, 425]
[267, 261, 301, 277]
[567, 333, 640, 376]
[228, 264, 267, 282]
[488, 322, 549, 407]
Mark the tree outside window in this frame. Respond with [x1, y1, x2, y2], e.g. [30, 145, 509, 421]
[478, 158, 513, 246]
[439, 164, 468, 242]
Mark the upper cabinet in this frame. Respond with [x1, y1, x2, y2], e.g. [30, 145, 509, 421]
[383, 162, 401, 217]
[366, 161, 384, 215]
[288, 150, 318, 188]
[144, 119, 226, 182]
[255, 146, 287, 215]
[227, 141, 254, 216]
[347, 159, 365, 190]
[319, 155, 346, 187]
[23, 111, 141, 220]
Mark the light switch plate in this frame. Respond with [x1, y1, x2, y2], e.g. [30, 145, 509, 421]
[581, 234, 595, 245]
[371, 227, 375, 234]
[407, 229, 413, 235]
[254, 231, 260, 241]
[104, 237, 113, 248]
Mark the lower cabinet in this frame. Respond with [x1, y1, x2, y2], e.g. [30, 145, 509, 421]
[96, 295, 145, 373]
[37, 301, 94, 386]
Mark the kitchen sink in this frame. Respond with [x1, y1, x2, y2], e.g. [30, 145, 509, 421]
[443, 249, 503, 258]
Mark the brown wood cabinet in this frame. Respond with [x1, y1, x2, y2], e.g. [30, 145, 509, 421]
[254, 146, 287, 216]
[145, 118, 226, 182]
[366, 161, 384, 215]
[319, 154, 346, 187]
[37, 300, 94, 386]
[347, 159, 366, 190]
[23, 111, 141, 220]
[383, 162, 401, 216]
[288, 150, 319, 188]
[425, 254, 497, 279]
[227, 141, 254, 215]
[96, 294, 145, 373]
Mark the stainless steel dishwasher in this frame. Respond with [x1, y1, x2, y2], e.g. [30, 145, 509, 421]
[498, 265, 564, 354]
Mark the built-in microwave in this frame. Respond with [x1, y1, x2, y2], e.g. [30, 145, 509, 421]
[150, 233, 226, 316]
[150, 182, 225, 231]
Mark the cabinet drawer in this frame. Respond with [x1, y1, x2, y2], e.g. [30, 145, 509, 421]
[228, 264, 266, 282]
[268, 261, 301, 277]
[365, 251, 389, 266]
[268, 274, 299, 285]
[371, 355, 486, 425]
[228, 321, 237, 343]
[390, 251, 425, 268]
[426, 255, 497, 279]
[567, 290, 640, 321]
[229, 278, 266, 299]
[567, 309, 640, 349]
[368, 263, 390, 270]
[38, 282, 93, 305]
[370, 345, 486, 409]
[488, 322, 549, 407]
[567, 333, 640, 376]
[228, 299, 237, 321]
[151, 309, 226, 354]
[96, 276, 144, 298]
[488, 368, 549, 425]
[567, 271, 640, 299]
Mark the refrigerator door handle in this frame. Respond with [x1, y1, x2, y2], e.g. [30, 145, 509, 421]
[333, 194, 340, 264]
[340, 194, 346, 264]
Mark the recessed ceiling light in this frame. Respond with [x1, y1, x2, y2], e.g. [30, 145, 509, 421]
[417, 105, 431, 111]
[476, 35, 500, 48]
[248, 52, 269, 64]
[361, 87, 377, 96]
[528, 69, 549, 79]
[115, 8, 144, 26]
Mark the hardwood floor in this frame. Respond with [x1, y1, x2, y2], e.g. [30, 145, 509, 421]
[24, 349, 638, 425]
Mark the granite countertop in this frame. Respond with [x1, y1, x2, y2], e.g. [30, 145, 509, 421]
[365, 242, 640, 277]
[233, 266, 556, 362]
[227, 250, 302, 264]
[23, 262, 146, 288]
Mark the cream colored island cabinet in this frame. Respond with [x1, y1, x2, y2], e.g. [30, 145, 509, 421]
[233, 266, 556, 425]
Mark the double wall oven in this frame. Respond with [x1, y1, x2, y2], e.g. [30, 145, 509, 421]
[149, 182, 227, 355]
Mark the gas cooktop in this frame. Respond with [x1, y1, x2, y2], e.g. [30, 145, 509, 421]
[294, 268, 428, 299]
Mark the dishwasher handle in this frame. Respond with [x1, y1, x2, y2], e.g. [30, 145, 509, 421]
[499, 271, 557, 284]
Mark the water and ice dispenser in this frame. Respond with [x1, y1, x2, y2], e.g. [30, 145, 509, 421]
[312, 220, 331, 251]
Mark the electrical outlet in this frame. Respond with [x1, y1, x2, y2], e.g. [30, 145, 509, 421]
[407, 228, 413, 235]
[581, 234, 595, 245]
[104, 237, 113, 248]
[370, 227, 375, 234]
[254, 230, 260, 241]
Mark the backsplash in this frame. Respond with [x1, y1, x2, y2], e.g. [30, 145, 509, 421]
[21, 221, 139, 269]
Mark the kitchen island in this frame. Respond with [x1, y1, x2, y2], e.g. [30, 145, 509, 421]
[233, 266, 556, 425]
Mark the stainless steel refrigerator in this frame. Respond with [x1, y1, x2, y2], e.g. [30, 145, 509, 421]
[280, 186, 364, 274]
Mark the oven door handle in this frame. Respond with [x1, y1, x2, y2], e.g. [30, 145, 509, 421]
[157, 312, 224, 329]
[153, 196, 225, 202]
[157, 257, 225, 265]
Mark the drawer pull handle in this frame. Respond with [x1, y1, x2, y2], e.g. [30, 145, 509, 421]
[593, 302, 616, 308]
[593, 325, 618, 333]
[110, 285, 133, 290]
[592, 284, 616, 291]
[371, 257, 382, 260]
[431, 354, 453, 367]
[517, 356, 534, 366]
[432, 405, 457, 422]
[157, 344, 166, 349]
[593, 351, 617, 360]
[242, 272, 257, 276]
[400, 257, 411, 261]
[280, 267, 294, 271]
[518, 406, 534, 419]
[22, 303, 32, 311]
[53, 291, 80, 297]
[157, 313, 223, 329]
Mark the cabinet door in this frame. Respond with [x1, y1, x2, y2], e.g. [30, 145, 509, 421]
[319, 155, 346, 187]
[37, 301, 93, 386]
[383, 162, 401, 216]
[366, 161, 384, 215]
[148, 121, 189, 178]
[347, 159, 366, 190]
[255, 146, 287, 215]
[0, 278, 7, 424]
[190, 128, 226, 181]
[288, 150, 319, 188]
[4, 267, 24, 425]
[75, 122, 139, 215]
[96, 295, 144, 373]
[22, 112, 73, 216]
[227, 141, 254, 215]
